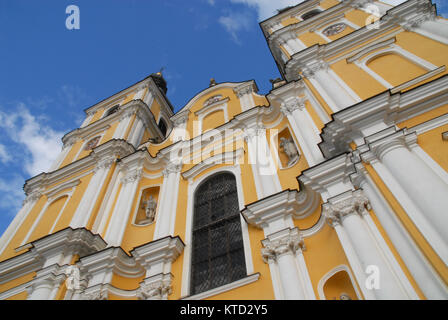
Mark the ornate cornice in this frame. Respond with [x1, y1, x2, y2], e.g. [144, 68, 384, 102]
[318, 75, 448, 158]
[241, 188, 319, 229]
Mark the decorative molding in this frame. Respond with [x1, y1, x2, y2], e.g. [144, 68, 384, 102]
[44, 179, 81, 199]
[181, 148, 244, 180]
[242, 188, 320, 229]
[390, 65, 446, 94]
[233, 81, 257, 98]
[137, 273, 173, 300]
[318, 75, 448, 158]
[346, 37, 396, 63]
[261, 228, 305, 263]
[322, 190, 371, 227]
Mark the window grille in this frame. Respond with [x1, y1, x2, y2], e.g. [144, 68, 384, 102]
[190, 172, 246, 295]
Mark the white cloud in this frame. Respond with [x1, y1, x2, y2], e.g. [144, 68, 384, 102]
[230, 0, 304, 20]
[0, 176, 26, 216]
[219, 12, 253, 44]
[207, 0, 216, 5]
[0, 144, 12, 164]
[0, 104, 64, 177]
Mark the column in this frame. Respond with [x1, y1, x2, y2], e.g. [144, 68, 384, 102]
[351, 164, 448, 299]
[127, 116, 145, 147]
[153, 163, 182, 239]
[302, 60, 358, 112]
[244, 126, 282, 199]
[280, 97, 324, 166]
[0, 190, 41, 255]
[104, 167, 142, 247]
[261, 228, 312, 300]
[323, 190, 412, 299]
[170, 110, 190, 142]
[364, 131, 448, 261]
[27, 266, 65, 300]
[70, 157, 115, 228]
[112, 110, 134, 139]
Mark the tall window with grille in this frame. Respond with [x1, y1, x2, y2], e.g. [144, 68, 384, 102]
[190, 172, 246, 295]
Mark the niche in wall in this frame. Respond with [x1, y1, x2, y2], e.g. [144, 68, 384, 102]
[323, 270, 358, 300]
[275, 127, 300, 169]
[134, 186, 160, 226]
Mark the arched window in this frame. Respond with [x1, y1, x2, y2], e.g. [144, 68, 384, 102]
[301, 9, 321, 20]
[190, 172, 246, 295]
[158, 118, 167, 136]
[104, 105, 120, 118]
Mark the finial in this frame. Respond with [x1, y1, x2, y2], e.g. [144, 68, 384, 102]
[210, 78, 216, 87]
[156, 66, 166, 76]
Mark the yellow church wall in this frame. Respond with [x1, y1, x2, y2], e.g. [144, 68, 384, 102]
[202, 110, 225, 133]
[253, 94, 269, 107]
[415, 124, 448, 173]
[396, 31, 448, 71]
[111, 273, 145, 291]
[121, 93, 135, 105]
[100, 121, 120, 145]
[151, 98, 162, 122]
[59, 140, 83, 168]
[319, 0, 340, 10]
[344, 8, 370, 28]
[331, 59, 387, 100]
[364, 163, 448, 284]
[27, 196, 68, 243]
[367, 53, 428, 87]
[0, 196, 47, 261]
[53, 174, 94, 233]
[87, 109, 105, 126]
[298, 32, 327, 47]
[396, 105, 448, 129]
[28, 173, 94, 243]
[0, 271, 35, 294]
[301, 223, 362, 299]
[5, 291, 28, 300]
[281, 16, 299, 27]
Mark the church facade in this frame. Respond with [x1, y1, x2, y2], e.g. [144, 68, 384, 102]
[0, 0, 447, 300]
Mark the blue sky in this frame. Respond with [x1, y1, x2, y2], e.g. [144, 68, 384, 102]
[0, 0, 446, 236]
